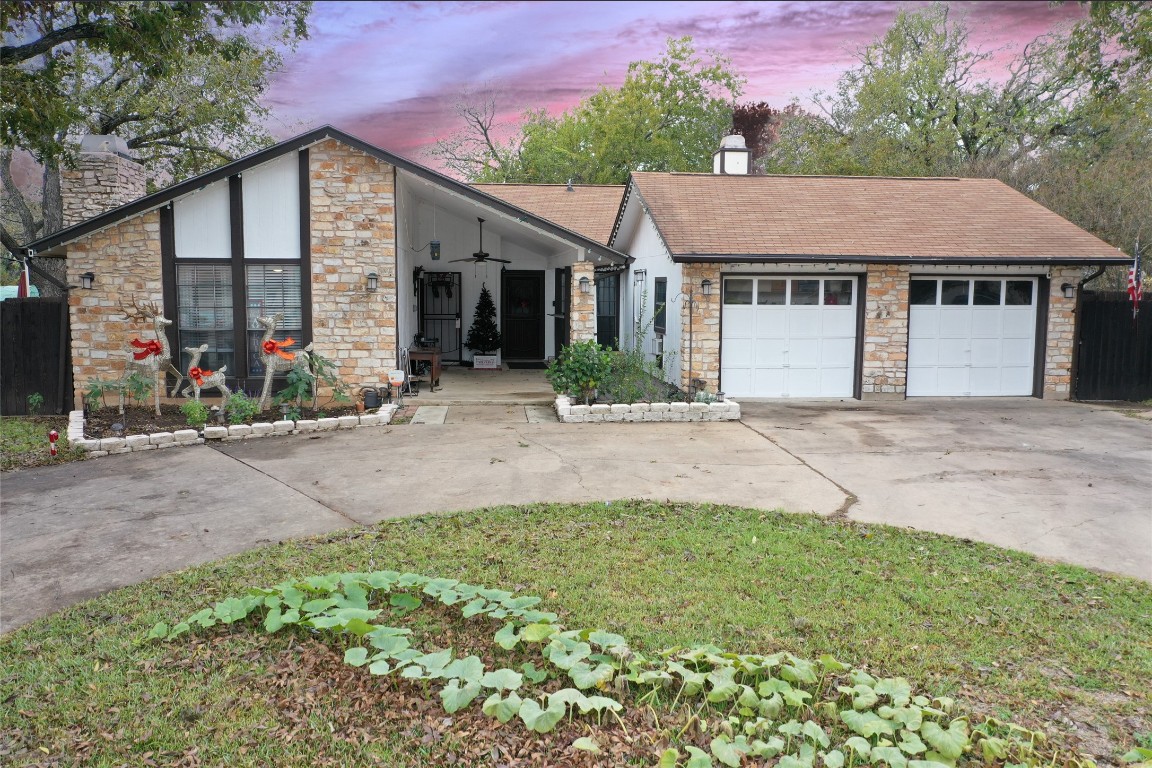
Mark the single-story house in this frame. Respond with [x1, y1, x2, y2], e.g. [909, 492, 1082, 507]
[19, 127, 1125, 405]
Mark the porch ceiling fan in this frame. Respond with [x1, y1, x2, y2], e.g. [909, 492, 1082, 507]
[449, 217, 511, 264]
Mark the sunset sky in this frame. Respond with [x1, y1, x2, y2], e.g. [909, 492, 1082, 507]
[268, 1, 1086, 172]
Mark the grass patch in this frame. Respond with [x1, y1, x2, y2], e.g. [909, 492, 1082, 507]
[1, 501, 1149, 766]
[0, 415, 85, 471]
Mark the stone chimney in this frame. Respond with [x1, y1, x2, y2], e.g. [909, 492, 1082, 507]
[712, 134, 751, 175]
[59, 135, 146, 227]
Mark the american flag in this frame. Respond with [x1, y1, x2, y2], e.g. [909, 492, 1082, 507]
[1128, 243, 1144, 319]
[15, 256, 31, 298]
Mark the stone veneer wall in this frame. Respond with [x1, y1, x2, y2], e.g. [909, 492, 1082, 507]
[570, 261, 596, 342]
[1043, 266, 1079, 399]
[308, 140, 397, 388]
[60, 152, 147, 228]
[67, 211, 163, 404]
[861, 264, 910, 398]
[680, 262, 721, 393]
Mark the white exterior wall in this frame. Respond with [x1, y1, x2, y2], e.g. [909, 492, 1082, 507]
[615, 199, 683, 387]
[173, 181, 230, 259]
[242, 154, 300, 260]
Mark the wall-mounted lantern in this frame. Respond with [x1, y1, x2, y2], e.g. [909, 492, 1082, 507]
[1061, 282, 1075, 299]
[430, 241, 441, 261]
[80, 271, 96, 290]
[579, 276, 591, 294]
[366, 272, 379, 292]
[701, 278, 713, 297]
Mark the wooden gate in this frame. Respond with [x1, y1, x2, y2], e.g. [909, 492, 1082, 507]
[0, 298, 72, 415]
[1074, 291, 1152, 401]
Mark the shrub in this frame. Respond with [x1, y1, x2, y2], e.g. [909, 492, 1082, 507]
[26, 392, 43, 416]
[273, 349, 349, 410]
[546, 340, 612, 405]
[225, 392, 260, 424]
[180, 400, 210, 427]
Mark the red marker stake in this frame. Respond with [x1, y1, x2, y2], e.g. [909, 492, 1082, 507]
[49, 429, 59, 457]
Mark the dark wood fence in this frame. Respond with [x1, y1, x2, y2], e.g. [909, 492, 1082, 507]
[1074, 291, 1152, 401]
[0, 298, 72, 415]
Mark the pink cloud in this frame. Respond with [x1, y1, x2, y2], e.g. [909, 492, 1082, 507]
[265, 1, 1087, 172]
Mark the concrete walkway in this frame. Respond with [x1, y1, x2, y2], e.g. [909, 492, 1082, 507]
[2, 399, 1148, 632]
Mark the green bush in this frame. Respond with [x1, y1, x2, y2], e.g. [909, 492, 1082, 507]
[599, 348, 678, 404]
[273, 349, 350, 410]
[180, 400, 210, 427]
[26, 392, 43, 416]
[545, 340, 612, 405]
[225, 392, 260, 425]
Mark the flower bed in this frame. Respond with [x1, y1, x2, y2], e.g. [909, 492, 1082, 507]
[66, 405, 398, 457]
[554, 396, 740, 423]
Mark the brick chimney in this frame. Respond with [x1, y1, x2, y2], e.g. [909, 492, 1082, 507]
[59, 135, 146, 227]
[712, 134, 751, 175]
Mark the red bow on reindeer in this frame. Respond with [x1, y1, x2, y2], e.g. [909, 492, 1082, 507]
[262, 337, 296, 361]
[189, 366, 213, 386]
[130, 338, 162, 360]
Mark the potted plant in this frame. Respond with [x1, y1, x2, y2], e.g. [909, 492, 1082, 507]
[465, 284, 502, 369]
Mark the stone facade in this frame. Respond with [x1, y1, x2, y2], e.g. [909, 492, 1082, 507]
[570, 260, 596, 342]
[861, 264, 911, 398]
[1043, 267, 1079, 399]
[60, 151, 147, 228]
[308, 140, 398, 388]
[680, 262, 721, 393]
[67, 211, 164, 403]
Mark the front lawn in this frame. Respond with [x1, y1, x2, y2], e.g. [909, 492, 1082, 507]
[0, 415, 85, 471]
[1, 502, 1148, 766]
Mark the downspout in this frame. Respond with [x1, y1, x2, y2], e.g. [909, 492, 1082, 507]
[1079, 265, 1106, 291]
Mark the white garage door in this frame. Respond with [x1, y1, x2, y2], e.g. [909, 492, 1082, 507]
[907, 277, 1038, 396]
[721, 276, 857, 398]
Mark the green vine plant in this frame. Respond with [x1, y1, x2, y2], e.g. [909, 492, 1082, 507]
[273, 348, 350, 413]
[149, 571, 1105, 767]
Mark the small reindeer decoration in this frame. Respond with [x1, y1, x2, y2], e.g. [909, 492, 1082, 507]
[119, 297, 184, 415]
[255, 312, 297, 410]
[180, 344, 231, 401]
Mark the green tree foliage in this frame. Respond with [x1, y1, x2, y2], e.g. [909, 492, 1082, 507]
[760, 2, 1150, 263]
[465, 285, 501, 355]
[432, 37, 745, 183]
[1, 1, 311, 255]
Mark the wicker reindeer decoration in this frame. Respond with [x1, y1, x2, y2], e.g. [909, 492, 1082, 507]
[119, 297, 184, 415]
[180, 344, 231, 401]
[255, 312, 297, 410]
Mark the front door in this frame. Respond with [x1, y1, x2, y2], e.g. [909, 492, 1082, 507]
[501, 270, 545, 359]
[553, 267, 570, 355]
[420, 272, 462, 362]
[596, 272, 620, 349]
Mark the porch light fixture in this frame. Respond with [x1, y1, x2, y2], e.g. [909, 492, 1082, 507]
[1061, 282, 1075, 299]
[366, 272, 379, 292]
[579, 276, 591, 294]
[701, 279, 713, 296]
[80, 271, 95, 290]
[430, 240, 441, 260]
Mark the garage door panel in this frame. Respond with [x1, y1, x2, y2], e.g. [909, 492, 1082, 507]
[752, 368, 785, 396]
[788, 338, 821, 367]
[754, 308, 787, 336]
[788, 309, 821, 338]
[787, 368, 820, 397]
[821, 337, 855, 364]
[753, 337, 786, 365]
[821, 310, 857, 336]
[724, 307, 754, 337]
[725, 337, 754, 366]
[820, 367, 854, 397]
[908, 277, 1037, 397]
[721, 367, 751, 396]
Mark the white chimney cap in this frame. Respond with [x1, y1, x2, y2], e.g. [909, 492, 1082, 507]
[79, 134, 133, 158]
[719, 135, 747, 150]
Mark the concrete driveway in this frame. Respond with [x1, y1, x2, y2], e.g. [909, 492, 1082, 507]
[739, 398, 1151, 582]
[2, 399, 1148, 632]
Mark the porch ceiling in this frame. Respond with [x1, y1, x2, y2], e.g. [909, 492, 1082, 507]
[398, 170, 617, 261]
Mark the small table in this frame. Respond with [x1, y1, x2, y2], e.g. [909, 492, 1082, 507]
[407, 346, 442, 392]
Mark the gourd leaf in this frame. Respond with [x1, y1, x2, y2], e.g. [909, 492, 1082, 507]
[909, 761, 955, 768]
[778, 720, 803, 736]
[846, 736, 873, 756]
[823, 749, 846, 768]
[494, 622, 520, 650]
[147, 622, 168, 640]
[920, 720, 968, 761]
[818, 654, 850, 672]
[780, 660, 819, 685]
[521, 662, 548, 683]
[979, 737, 1009, 762]
[547, 641, 591, 670]
[759, 693, 783, 719]
[841, 709, 896, 738]
[518, 698, 565, 733]
[875, 677, 913, 707]
[342, 618, 377, 637]
[707, 666, 740, 702]
[1120, 747, 1152, 763]
[569, 661, 614, 690]
[480, 668, 523, 691]
[368, 633, 410, 655]
[441, 655, 484, 683]
[300, 597, 338, 615]
[339, 581, 369, 609]
[579, 695, 623, 714]
[548, 688, 588, 709]
[478, 588, 513, 601]
[263, 608, 284, 633]
[422, 577, 459, 596]
[588, 630, 626, 648]
[777, 755, 814, 768]
[439, 678, 481, 714]
[759, 678, 792, 695]
[658, 747, 681, 768]
[710, 734, 746, 767]
[389, 593, 420, 613]
[898, 729, 927, 755]
[461, 597, 489, 618]
[396, 573, 426, 587]
[845, 684, 878, 710]
[801, 720, 830, 747]
[685, 745, 713, 768]
[367, 658, 392, 676]
[870, 745, 909, 768]
[572, 736, 601, 753]
[363, 571, 398, 589]
[522, 623, 557, 643]
[414, 649, 453, 677]
[482, 691, 523, 723]
[344, 647, 369, 667]
[783, 687, 813, 708]
[737, 685, 760, 710]
[849, 669, 877, 686]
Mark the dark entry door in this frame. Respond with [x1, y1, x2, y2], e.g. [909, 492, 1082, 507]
[596, 272, 620, 349]
[420, 271, 462, 361]
[501, 270, 545, 359]
[553, 267, 571, 355]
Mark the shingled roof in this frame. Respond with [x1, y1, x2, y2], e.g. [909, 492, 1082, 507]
[472, 184, 625, 246]
[622, 172, 1123, 263]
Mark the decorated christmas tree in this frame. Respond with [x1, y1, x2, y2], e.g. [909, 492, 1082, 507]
[465, 284, 501, 355]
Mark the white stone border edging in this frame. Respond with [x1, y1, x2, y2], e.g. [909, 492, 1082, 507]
[554, 396, 740, 423]
[66, 405, 399, 457]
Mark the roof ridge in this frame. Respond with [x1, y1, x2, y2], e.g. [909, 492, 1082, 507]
[646, 172, 965, 182]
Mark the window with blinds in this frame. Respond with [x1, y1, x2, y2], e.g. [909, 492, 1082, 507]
[246, 265, 303, 376]
[176, 264, 234, 373]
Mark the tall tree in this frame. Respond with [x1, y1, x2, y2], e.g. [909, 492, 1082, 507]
[431, 37, 744, 183]
[731, 101, 804, 172]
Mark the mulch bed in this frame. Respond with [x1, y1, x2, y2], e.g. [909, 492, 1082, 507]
[84, 403, 360, 439]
